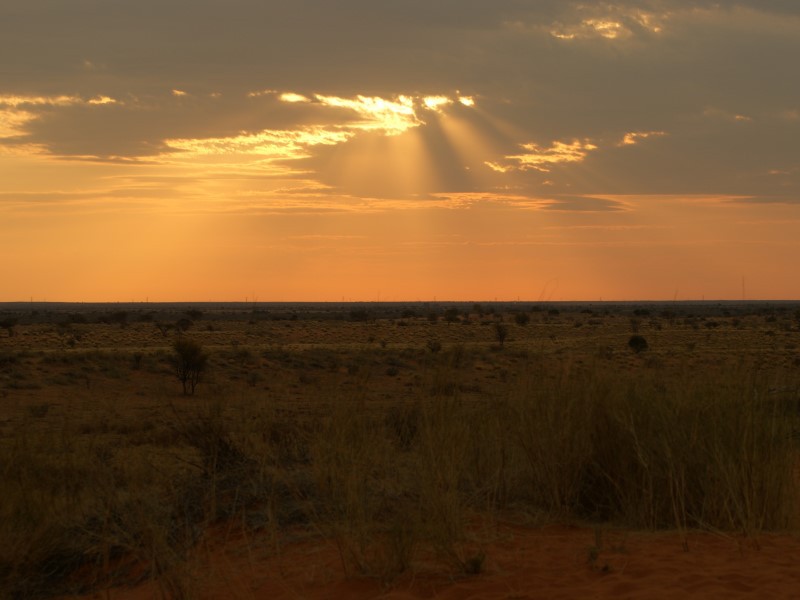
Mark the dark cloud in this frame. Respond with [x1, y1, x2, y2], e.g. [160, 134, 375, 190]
[4, 93, 369, 159]
[1, 1, 798, 199]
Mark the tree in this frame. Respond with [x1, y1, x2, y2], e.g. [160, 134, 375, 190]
[494, 322, 509, 348]
[0, 317, 18, 337]
[155, 321, 173, 337]
[172, 338, 208, 395]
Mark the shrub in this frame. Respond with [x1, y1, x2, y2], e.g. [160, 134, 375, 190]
[171, 338, 208, 395]
[155, 321, 173, 337]
[514, 312, 530, 326]
[0, 317, 18, 337]
[628, 335, 648, 353]
[494, 323, 509, 348]
[444, 308, 461, 324]
[109, 311, 128, 328]
[350, 309, 370, 322]
[427, 340, 442, 354]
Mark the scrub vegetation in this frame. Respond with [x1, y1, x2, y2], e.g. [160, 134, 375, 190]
[0, 301, 799, 597]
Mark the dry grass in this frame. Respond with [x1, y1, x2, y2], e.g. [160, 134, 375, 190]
[0, 304, 799, 597]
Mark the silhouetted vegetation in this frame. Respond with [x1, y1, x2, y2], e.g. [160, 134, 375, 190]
[427, 339, 442, 354]
[350, 309, 370, 322]
[0, 317, 17, 337]
[514, 312, 530, 326]
[444, 308, 461, 324]
[171, 338, 208, 395]
[155, 321, 173, 337]
[628, 335, 649, 353]
[494, 322, 509, 347]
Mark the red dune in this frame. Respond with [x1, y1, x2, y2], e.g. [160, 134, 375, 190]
[67, 522, 800, 599]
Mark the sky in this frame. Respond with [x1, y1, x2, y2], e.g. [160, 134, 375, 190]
[1, 1, 799, 302]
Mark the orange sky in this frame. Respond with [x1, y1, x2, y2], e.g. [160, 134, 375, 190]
[1, 2, 799, 301]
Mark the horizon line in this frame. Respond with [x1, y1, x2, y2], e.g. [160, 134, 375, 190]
[2, 299, 800, 306]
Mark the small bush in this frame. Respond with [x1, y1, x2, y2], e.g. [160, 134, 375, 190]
[155, 321, 173, 337]
[444, 308, 460, 324]
[628, 335, 648, 353]
[494, 323, 509, 348]
[0, 317, 18, 337]
[514, 313, 530, 326]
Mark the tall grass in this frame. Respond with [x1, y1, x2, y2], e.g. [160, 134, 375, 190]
[1, 354, 797, 596]
[503, 361, 797, 532]
[0, 417, 200, 598]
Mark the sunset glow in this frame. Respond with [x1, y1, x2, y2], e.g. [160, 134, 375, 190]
[1, 1, 799, 301]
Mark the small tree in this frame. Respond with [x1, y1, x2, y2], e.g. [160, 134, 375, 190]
[0, 317, 18, 337]
[494, 322, 509, 348]
[172, 338, 208, 395]
[155, 321, 173, 337]
[514, 312, 530, 326]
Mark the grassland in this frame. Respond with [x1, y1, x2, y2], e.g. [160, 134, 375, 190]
[1, 302, 799, 598]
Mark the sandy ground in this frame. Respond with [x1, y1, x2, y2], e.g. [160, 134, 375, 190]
[67, 523, 800, 599]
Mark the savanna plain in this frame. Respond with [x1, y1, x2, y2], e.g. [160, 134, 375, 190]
[2, 301, 800, 599]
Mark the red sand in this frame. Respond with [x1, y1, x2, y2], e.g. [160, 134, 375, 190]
[69, 523, 800, 599]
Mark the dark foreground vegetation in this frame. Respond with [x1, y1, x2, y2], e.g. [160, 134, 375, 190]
[1, 301, 799, 597]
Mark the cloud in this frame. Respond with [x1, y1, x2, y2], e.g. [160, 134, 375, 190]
[279, 93, 311, 103]
[313, 94, 420, 135]
[618, 131, 667, 146]
[0, 108, 33, 138]
[537, 196, 628, 212]
[487, 140, 598, 173]
[726, 196, 800, 205]
[164, 127, 352, 160]
[3, 89, 483, 165]
[0, 1, 798, 199]
[546, 9, 666, 41]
